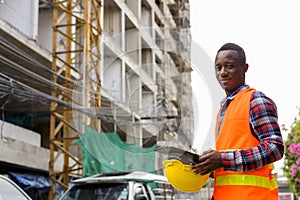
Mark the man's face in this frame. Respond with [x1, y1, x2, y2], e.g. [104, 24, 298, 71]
[215, 50, 248, 96]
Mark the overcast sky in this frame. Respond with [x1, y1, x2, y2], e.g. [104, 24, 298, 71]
[189, 0, 300, 170]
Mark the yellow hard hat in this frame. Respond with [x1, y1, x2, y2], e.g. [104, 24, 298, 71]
[162, 159, 209, 193]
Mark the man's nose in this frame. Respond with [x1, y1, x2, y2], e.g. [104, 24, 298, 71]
[219, 66, 228, 76]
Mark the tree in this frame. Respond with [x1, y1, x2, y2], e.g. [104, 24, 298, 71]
[283, 111, 300, 197]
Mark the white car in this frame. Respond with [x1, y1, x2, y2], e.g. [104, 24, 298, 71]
[59, 171, 174, 200]
[0, 174, 32, 200]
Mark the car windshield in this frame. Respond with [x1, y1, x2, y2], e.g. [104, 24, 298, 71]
[60, 182, 129, 200]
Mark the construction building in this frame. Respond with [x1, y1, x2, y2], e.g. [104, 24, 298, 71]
[0, 0, 195, 199]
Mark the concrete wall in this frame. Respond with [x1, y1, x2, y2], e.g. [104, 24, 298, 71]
[126, 72, 141, 111]
[0, 138, 49, 170]
[0, 120, 40, 147]
[142, 90, 154, 116]
[103, 56, 123, 100]
[0, 120, 64, 171]
[37, 10, 53, 51]
[125, 29, 141, 65]
[142, 48, 153, 77]
[125, 0, 141, 19]
[0, 0, 38, 39]
[141, 6, 152, 36]
[104, 5, 122, 46]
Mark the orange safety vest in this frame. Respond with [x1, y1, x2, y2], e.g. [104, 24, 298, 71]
[213, 88, 278, 200]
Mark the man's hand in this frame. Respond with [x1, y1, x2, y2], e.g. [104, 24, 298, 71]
[191, 150, 222, 175]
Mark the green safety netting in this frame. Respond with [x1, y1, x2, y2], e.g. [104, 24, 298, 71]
[76, 125, 157, 177]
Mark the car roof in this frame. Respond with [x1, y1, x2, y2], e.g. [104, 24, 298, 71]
[72, 171, 169, 184]
[0, 174, 32, 200]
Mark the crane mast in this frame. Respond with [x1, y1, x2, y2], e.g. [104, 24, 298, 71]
[49, 0, 102, 198]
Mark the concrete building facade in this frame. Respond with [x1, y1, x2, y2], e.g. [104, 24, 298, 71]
[0, 0, 195, 199]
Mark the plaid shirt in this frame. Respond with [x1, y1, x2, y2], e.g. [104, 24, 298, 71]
[218, 85, 284, 172]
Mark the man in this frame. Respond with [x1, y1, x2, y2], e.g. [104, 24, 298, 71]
[191, 43, 284, 200]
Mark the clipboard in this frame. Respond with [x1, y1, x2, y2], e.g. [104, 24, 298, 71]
[156, 146, 200, 165]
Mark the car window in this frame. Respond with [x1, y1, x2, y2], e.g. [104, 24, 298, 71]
[60, 183, 129, 200]
[0, 176, 30, 200]
[133, 183, 149, 200]
[152, 182, 174, 200]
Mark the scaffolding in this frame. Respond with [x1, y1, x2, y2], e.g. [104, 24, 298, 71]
[48, 0, 194, 198]
[49, 0, 102, 198]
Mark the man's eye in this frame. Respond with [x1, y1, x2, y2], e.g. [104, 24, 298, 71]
[226, 65, 233, 69]
[215, 65, 222, 71]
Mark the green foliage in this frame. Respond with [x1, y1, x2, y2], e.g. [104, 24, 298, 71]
[284, 112, 300, 197]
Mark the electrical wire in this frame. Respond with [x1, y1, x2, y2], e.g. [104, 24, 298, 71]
[0, 34, 185, 129]
[0, 71, 177, 129]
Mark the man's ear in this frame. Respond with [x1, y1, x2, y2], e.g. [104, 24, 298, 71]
[242, 63, 249, 73]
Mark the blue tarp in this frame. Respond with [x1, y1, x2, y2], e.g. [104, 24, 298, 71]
[8, 172, 50, 189]
[8, 172, 50, 200]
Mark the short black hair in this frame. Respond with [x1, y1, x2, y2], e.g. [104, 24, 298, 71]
[217, 43, 246, 64]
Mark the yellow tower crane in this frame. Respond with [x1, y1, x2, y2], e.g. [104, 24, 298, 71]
[49, 0, 102, 199]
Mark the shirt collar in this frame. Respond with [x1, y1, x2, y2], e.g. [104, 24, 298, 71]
[220, 84, 250, 106]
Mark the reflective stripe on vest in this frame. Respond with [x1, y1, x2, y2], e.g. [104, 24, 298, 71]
[216, 174, 278, 190]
